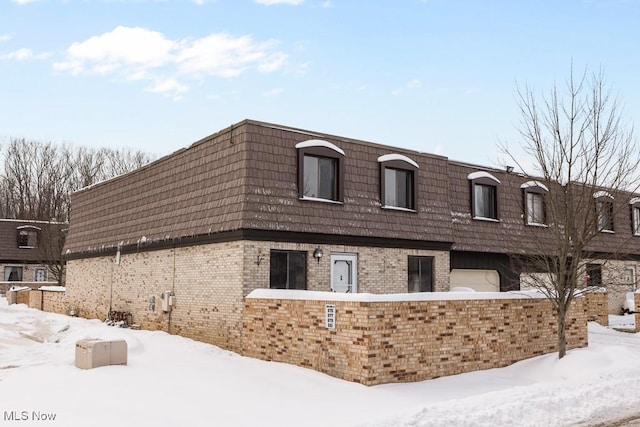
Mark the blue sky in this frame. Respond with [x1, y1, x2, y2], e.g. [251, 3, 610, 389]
[1, 0, 639, 167]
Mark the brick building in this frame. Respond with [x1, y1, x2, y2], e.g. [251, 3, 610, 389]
[1, 219, 64, 293]
[63, 120, 640, 352]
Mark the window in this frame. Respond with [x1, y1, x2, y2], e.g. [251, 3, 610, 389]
[4, 266, 23, 282]
[594, 192, 614, 232]
[296, 140, 345, 203]
[34, 268, 47, 282]
[630, 198, 640, 236]
[378, 154, 419, 210]
[624, 267, 636, 286]
[17, 229, 38, 248]
[468, 172, 500, 220]
[408, 256, 433, 292]
[521, 181, 549, 226]
[270, 250, 307, 290]
[303, 155, 337, 200]
[586, 264, 602, 287]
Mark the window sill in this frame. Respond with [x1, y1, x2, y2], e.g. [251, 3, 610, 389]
[472, 216, 500, 223]
[299, 196, 344, 205]
[381, 205, 417, 213]
[526, 222, 548, 228]
[18, 246, 36, 249]
[599, 229, 615, 234]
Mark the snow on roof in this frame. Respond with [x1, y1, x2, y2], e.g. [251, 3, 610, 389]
[520, 181, 549, 192]
[8, 286, 30, 292]
[246, 289, 547, 302]
[294, 139, 345, 156]
[377, 154, 420, 168]
[593, 190, 613, 199]
[467, 171, 501, 184]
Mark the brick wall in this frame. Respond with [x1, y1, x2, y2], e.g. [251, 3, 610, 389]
[42, 290, 66, 314]
[585, 259, 639, 314]
[584, 291, 608, 326]
[243, 293, 588, 385]
[242, 241, 450, 295]
[65, 241, 245, 352]
[635, 293, 640, 333]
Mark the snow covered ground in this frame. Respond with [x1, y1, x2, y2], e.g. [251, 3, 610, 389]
[1, 297, 639, 427]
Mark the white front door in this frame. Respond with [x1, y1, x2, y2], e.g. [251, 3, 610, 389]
[331, 254, 357, 293]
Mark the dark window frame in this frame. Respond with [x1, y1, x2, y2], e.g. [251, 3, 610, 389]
[4, 266, 23, 282]
[595, 196, 614, 233]
[523, 187, 547, 226]
[17, 228, 38, 248]
[408, 255, 434, 292]
[470, 176, 499, 220]
[297, 145, 345, 203]
[586, 263, 602, 287]
[631, 201, 640, 236]
[269, 250, 308, 290]
[379, 159, 418, 211]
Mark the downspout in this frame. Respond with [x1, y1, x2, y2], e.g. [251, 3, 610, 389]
[167, 244, 176, 334]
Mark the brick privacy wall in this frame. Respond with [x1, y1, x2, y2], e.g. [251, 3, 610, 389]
[585, 259, 638, 314]
[28, 290, 43, 310]
[16, 289, 29, 305]
[243, 296, 588, 386]
[584, 291, 608, 326]
[41, 291, 66, 315]
[65, 241, 245, 352]
[635, 293, 640, 333]
[242, 241, 450, 296]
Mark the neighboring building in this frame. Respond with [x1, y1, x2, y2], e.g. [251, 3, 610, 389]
[1, 219, 64, 294]
[63, 120, 640, 351]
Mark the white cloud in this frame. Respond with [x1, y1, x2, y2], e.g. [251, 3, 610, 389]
[53, 26, 289, 99]
[1, 48, 33, 60]
[320, 0, 332, 7]
[406, 79, 422, 89]
[392, 78, 423, 95]
[255, 0, 303, 4]
[263, 87, 283, 97]
[54, 26, 175, 75]
[145, 77, 188, 101]
[0, 35, 12, 43]
[0, 48, 51, 60]
[11, 0, 42, 4]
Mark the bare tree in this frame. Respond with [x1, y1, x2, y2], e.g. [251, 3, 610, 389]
[0, 139, 154, 284]
[502, 67, 639, 358]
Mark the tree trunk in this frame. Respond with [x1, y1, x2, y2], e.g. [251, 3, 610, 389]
[557, 307, 567, 358]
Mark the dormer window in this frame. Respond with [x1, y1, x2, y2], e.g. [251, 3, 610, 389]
[594, 191, 614, 232]
[296, 140, 345, 203]
[16, 226, 40, 248]
[378, 154, 419, 211]
[630, 197, 640, 236]
[468, 172, 500, 220]
[521, 181, 549, 226]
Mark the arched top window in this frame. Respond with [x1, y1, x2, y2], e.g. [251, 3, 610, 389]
[378, 154, 418, 211]
[468, 171, 500, 220]
[520, 181, 549, 192]
[594, 191, 614, 232]
[16, 226, 40, 248]
[467, 171, 500, 184]
[377, 154, 419, 169]
[521, 181, 548, 226]
[295, 139, 345, 156]
[630, 198, 640, 236]
[296, 139, 345, 203]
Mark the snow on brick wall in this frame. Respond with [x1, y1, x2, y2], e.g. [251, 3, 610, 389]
[242, 296, 588, 385]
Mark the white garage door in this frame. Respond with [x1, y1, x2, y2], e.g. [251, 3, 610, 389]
[450, 269, 500, 292]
